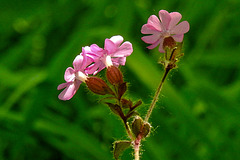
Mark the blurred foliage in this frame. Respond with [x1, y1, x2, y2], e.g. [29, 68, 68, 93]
[0, 0, 240, 159]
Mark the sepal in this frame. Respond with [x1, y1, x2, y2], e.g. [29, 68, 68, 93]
[106, 66, 123, 85]
[86, 77, 114, 95]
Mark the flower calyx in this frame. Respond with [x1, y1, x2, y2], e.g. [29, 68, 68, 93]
[106, 66, 124, 85]
[132, 116, 151, 139]
[86, 77, 114, 95]
[160, 42, 184, 70]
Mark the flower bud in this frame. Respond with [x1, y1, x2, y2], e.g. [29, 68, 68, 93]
[132, 116, 151, 138]
[132, 116, 143, 137]
[141, 122, 151, 138]
[106, 66, 123, 85]
[86, 77, 114, 95]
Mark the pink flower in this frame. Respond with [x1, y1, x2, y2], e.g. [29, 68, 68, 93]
[86, 35, 133, 75]
[57, 47, 93, 100]
[141, 10, 190, 53]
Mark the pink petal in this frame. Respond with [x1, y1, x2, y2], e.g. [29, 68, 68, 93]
[85, 62, 101, 75]
[80, 51, 94, 71]
[147, 15, 161, 31]
[110, 35, 123, 47]
[158, 40, 165, 53]
[95, 63, 106, 74]
[169, 12, 182, 30]
[172, 34, 184, 42]
[89, 44, 104, 61]
[147, 39, 161, 49]
[73, 55, 83, 71]
[141, 24, 161, 34]
[57, 82, 69, 90]
[159, 10, 171, 30]
[82, 46, 92, 53]
[112, 57, 126, 66]
[86, 52, 100, 61]
[90, 44, 104, 53]
[58, 81, 81, 100]
[112, 42, 133, 57]
[105, 39, 117, 54]
[64, 67, 75, 82]
[82, 46, 95, 60]
[87, 62, 105, 75]
[141, 34, 160, 44]
[171, 21, 190, 35]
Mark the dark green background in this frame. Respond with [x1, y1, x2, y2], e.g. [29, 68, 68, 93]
[0, 0, 240, 159]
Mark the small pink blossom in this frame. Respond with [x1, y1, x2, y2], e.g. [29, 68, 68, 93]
[86, 35, 133, 75]
[57, 47, 93, 100]
[141, 10, 190, 53]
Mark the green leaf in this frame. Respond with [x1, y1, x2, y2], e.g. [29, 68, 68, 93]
[105, 103, 124, 119]
[113, 140, 131, 160]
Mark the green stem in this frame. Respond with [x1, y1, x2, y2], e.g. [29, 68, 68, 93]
[116, 93, 134, 141]
[144, 68, 170, 122]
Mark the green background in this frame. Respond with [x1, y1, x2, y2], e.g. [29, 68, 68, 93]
[0, 0, 240, 159]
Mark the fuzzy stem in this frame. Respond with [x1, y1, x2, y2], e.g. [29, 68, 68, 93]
[134, 134, 142, 160]
[144, 68, 170, 122]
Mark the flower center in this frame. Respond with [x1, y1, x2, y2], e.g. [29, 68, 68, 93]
[75, 71, 88, 82]
[101, 55, 113, 68]
[161, 31, 171, 38]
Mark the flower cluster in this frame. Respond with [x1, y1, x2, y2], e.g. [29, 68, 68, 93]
[57, 9, 190, 160]
[57, 35, 133, 100]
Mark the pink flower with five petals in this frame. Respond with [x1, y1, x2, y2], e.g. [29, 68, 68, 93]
[86, 35, 133, 75]
[57, 47, 93, 100]
[141, 10, 190, 53]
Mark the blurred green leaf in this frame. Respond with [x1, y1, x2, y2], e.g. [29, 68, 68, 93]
[113, 140, 131, 160]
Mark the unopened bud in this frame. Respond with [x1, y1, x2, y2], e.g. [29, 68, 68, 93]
[86, 77, 114, 95]
[163, 36, 176, 50]
[132, 116, 143, 137]
[106, 66, 123, 85]
[141, 122, 151, 138]
[132, 116, 151, 138]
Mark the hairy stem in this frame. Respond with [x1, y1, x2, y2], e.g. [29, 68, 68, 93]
[134, 134, 142, 160]
[144, 68, 170, 122]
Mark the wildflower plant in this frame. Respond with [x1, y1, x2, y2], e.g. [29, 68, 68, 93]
[57, 10, 189, 160]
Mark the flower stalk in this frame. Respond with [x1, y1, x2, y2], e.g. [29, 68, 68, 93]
[134, 134, 141, 160]
[144, 67, 170, 122]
